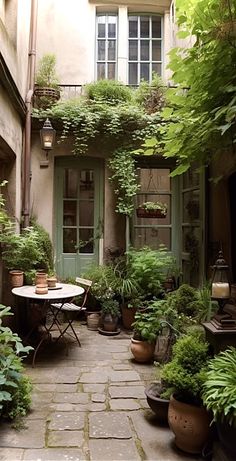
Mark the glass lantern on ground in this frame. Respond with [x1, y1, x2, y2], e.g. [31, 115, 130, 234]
[211, 250, 230, 316]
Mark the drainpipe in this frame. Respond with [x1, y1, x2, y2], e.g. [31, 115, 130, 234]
[22, 0, 38, 228]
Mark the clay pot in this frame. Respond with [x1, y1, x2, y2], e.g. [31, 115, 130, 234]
[35, 272, 47, 285]
[130, 337, 155, 363]
[102, 313, 118, 332]
[168, 394, 210, 454]
[121, 304, 137, 329]
[47, 276, 57, 288]
[145, 383, 169, 424]
[35, 283, 48, 295]
[87, 312, 101, 331]
[9, 270, 24, 287]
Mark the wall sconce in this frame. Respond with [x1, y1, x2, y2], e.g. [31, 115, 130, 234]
[211, 250, 230, 317]
[40, 118, 56, 166]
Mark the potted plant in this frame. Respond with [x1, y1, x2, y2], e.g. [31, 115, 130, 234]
[131, 301, 165, 363]
[145, 380, 171, 425]
[202, 347, 236, 458]
[136, 201, 167, 218]
[100, 299, 121, 334]
[34, 54, 60, 108]
[161, 333, 211, 454]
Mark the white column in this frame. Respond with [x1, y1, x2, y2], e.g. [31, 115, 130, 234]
[117, 7, 128, 84]
[163, 10, 172, 84]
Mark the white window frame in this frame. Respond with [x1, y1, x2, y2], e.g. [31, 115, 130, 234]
[96, 13, 118, 80]
[128, 14, 163, 85]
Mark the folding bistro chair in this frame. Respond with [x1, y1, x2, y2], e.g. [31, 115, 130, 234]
[50, 278, 92, 347]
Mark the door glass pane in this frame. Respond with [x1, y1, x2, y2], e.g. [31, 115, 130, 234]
[141, 40, 149, 61]
[134, 227, 171, 250]
[80, 170, 94, 199]
[64, 169, 78, 198]
[152, 17, 161, 38]
[140, 63, 149, 81]
[98, 40, 105, 60]
[129, 63, 138, 85]
[152, 63, 162, 76]
[108, 40, 116, 60]
[183, 190, 200, 222]
[140, 17, 149, 38]
[183, 226, 200, 258]
[152, 41, 161, 61]
[97, 63, 105, 80]
[63, 201, 77, 226]
[79, 201, 94, 226]
[129, 40, 138, 60]
[129, 17, 138, 37]
[79, 229, 94, 254]
[108, 63, 115, 79]
[63, 228, 77, 253]
[98, 22, 105, 38]
[138, 168, 170, 192]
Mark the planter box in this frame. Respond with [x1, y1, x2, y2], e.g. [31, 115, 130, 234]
[136, 208, 166, 219]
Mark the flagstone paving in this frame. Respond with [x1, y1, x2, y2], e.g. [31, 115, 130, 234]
[0, 323, 204, 461]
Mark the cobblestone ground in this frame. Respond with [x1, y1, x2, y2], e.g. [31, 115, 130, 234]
[0, 322, 204, 461]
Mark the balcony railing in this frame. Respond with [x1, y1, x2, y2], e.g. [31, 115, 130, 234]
[59, 84, 84, 100]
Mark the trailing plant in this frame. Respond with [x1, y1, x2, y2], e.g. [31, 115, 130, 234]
[161, 333, 210, 405]
[202, 347, 236, 427]
[0, 305, 32, 421]
[138, 201, 167, 214]
[101, 299, 121, 318]
[108, 149, 140, 215]
[135, 73, 166, 114]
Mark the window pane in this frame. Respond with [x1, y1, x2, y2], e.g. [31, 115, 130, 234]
[108, 62, 116, 79]
[108, 40, 116, 60]
[129, 17, 138, 37]
[183, 191, 200, 222]
[137, 168, 171, 193]
[108, 18, 116, 38]
[63, 201, 77, 226]
[63, 228, 77, 253]
[98, 23, 105, 38]
[140, 63, 149, 81]
[79, 201, 94, 226]
[152, 63, 162, 76]
[98, 40, 105, 60]
[152, 17, 161, 38]
[129, 40, 138, 60]
[141, 40, 149, 61]
[152, 41, 161, 61]
[79, 229, 94, 254]
[183, 169, 200, 188]
[80, 170, 94, 199]
[129, 63, 138, 85]
[140, 17, 149, 38]
[134, 227, 171, 250]
[64, 169, 78, 198]
[97, 63, 105, 80]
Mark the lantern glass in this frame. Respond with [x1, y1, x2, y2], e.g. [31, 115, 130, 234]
[40, 118, 56, 150]
[211, 251, 230, 299]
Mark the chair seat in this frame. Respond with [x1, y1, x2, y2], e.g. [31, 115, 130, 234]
[51, 302, 86, 312]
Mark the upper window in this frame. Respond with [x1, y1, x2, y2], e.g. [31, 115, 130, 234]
[128, 15, 162, 85]
[96, 14, 117, 80]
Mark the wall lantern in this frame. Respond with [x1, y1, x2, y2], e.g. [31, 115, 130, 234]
[211, 250, 230, 316]
[40, 118, 56, 151]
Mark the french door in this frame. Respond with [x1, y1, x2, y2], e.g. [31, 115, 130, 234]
[54, 157, 103, 279]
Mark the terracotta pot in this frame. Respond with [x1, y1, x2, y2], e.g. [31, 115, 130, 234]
[121, 304, 137, 329]
[87, 312, 101, 331]
[35, 283, 48, 295]
[35, 272, 47, 285]
[168, 394, 210, 454]
[130, 337, 155, 363]
[9, 270, 24, 287]
[145, 383, 169, 424]
[102, 313, 118, 332]
[47, 276, 57, 288]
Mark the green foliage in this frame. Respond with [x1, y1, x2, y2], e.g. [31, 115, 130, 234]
[161, 333, 210, 404]
[135, 73, 166, 113]
[35, 54, 59, 88]
[82, 264, 117, 302]
[195, 284, 218, 322]
[101, 299, 121, 318]
[202, 347, 236, 427]
[0, 305, 32, 421]
[108, 150, 140, 215]
[167, 284, 198, 316]
[139, 201, 167, 213]
[161, 0, 236, 173]
[132, 300, 166, 343]
[85, 79, 132, 104]
[127, 246, 175, 298]
[30, 219, 54, 272]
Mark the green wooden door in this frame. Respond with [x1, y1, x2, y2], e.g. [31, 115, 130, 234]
[54, 157, 103, 279]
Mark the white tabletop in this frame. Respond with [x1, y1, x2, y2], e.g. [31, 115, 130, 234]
[12, 283, 84, 301]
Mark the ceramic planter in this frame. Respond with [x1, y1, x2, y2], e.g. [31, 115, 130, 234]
[168, 394, 210, 454]
[136, 208, 167, 219]
[102, 313, 119, 332]
[86, 312, 101, 331]
[145, 383, 169, 424]
[130, 337, 155, 363]
[9, 270, 24, 287]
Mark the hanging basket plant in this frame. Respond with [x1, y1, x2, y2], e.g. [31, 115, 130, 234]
[136, 201, 167, 219]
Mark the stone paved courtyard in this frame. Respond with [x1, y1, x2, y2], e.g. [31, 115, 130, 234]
[0, 322, 204, 461]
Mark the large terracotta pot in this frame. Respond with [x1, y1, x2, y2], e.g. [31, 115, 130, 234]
[168, 394, 210, 454]
[121, 304, 137, 329]
[130, 337, 155, 363]
[145, 383, 169, 424]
